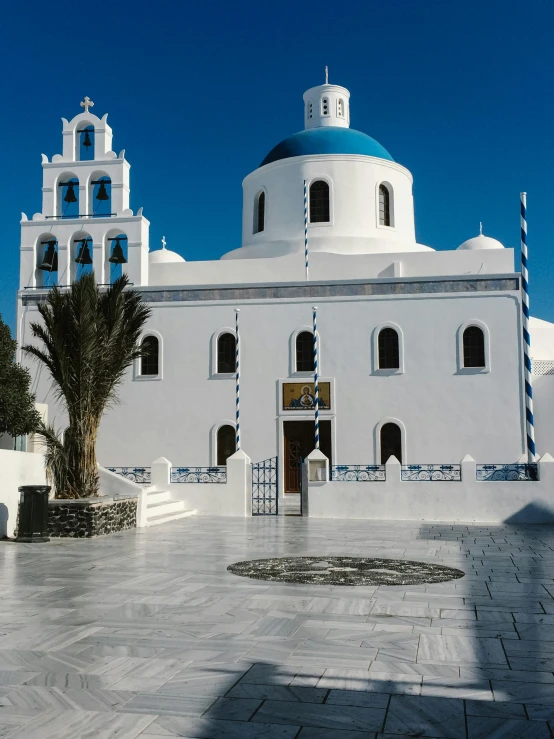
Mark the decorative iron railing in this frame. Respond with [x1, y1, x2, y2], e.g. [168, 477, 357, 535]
[476, 464, 538, 482]
[170, 467, 227, 483]
[107, 467, 151, 484]
[401, 464, 461, 481]
[331, 465, 386, 481]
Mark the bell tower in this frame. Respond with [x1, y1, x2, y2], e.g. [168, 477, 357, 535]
[19, 97, 150, 290]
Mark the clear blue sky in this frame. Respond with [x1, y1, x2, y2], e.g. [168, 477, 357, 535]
[1, 0, 553, 333]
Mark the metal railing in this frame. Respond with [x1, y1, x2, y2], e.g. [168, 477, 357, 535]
[170, 467, 227, 483]
[401, 464, 461, 481]
[107, 467, 151, 484]
[331, 465, 386, 481]
[476, 464, 538, 482]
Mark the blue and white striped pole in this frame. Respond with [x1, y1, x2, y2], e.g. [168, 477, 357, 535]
[312, 306, 319, 449]
[520, 193, 536, 462]
[235, 308, 241, 451]
[304, 180, 309, 281]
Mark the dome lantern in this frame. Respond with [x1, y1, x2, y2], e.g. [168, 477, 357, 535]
[303, 69, 350, 130]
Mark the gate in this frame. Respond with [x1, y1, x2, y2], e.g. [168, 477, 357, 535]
[252, 457, 278, 515]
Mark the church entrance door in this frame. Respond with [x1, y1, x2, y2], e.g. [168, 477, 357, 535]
[284, 420, 332, 493]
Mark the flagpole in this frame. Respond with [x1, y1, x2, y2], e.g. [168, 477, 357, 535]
[304, 180, 309, 281]
[235, 308, 241, 452]
[312, 306, 319, 449]
[520, 193, 536, 462]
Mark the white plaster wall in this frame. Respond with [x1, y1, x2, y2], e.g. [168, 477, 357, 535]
[149, 248, 515, 287]
[233, 154, 419, 259]
[17, 287, 523, 489]
[532, 376, 554, 456]
[0, 451, 46, 538]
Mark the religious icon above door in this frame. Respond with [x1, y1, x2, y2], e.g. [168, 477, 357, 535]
[282, 382, 331, 411]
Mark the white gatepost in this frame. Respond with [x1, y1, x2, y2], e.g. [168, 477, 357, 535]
[539, 453, 554, 485]
[226, 449, 252, 516]
[152, 456, 171, 490]
[461, 454, 476, 482]
[385, 455, 401, 490]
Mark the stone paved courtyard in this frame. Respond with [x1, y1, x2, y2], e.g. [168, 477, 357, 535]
[2, 517, 554, 738]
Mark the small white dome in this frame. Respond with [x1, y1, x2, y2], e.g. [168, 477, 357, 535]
[149, 248, 186, 264]
[457, 234, 504, 251]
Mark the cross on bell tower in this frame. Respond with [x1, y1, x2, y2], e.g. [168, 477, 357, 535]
[80, 96, 94, 114]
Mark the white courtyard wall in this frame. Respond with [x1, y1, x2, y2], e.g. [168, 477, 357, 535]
[306, 457, 554, 523]
[0, 451, 46, 538]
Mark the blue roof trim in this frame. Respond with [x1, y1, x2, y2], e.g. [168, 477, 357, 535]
[260, 127, 394, 167]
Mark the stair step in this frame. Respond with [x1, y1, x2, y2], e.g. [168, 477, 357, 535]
[146, 490, 171, 504]
[146, 500, 184, 516]
[147, 509, 197, 526]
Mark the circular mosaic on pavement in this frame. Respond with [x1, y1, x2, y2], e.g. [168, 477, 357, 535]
[227, 557, 465, 586]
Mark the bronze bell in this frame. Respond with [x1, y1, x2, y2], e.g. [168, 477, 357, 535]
[82, 130, 92, 148]
[108, 238, 127, 264]
[39, 242, 58, 272]
[96, 181, 109, 201]
[64, 182, 77, 203]
[75, 240, 93, 265]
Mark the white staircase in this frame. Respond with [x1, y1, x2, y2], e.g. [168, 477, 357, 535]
[141, 487, 196, 527]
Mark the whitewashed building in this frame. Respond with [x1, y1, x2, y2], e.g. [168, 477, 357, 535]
[16, 81, 554, 507]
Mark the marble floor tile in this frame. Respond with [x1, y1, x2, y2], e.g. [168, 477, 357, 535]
[466, 716, 551, 738]
[226, 682, 327, 702]
[120, 692, 215, 716]
[147, 715, 300, 737]
[417, 634, 507, 665]
[251, 699, 385, 731]
[491, 680, 554, 705]
[384, 694, 466, 739]
[5, 708, 156, 738]
[465, 698, 526, 718]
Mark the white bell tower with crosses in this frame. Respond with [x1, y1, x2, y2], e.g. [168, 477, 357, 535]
[19, 97, 150, 290]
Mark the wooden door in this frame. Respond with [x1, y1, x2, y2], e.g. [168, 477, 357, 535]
[284, 421, 332, 493]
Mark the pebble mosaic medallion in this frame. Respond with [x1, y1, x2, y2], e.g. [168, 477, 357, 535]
[227, 556, 465, 586]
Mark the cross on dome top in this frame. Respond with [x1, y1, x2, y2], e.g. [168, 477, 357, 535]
[161, 236, 167, 249]
[80, 96, 94, 113]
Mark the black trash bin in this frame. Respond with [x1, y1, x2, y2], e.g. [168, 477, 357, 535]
[16, 486, 51, 542]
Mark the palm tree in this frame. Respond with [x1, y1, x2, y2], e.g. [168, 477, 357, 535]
[23, 273, 151, 498]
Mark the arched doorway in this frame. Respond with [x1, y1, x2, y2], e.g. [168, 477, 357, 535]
[380, 422, 402, 464]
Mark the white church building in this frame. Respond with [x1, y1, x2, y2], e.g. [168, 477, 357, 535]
[15, 79, 554, 514]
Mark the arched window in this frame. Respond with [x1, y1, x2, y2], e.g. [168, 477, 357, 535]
[217, 332, 236, 374]
[140, 336, 159, 376]
[321, 97, 330, 116]
[296, 331, 314, 372]
[254, 191, 265, 234]
[463, 326, 485, 368]
[309, 180, 330, 223]
[378, 328, 399, 369]
[379, 184, 391, 227]
[217, 425, 236, 465]
[381, 422, 402, 464]
[337, 99, 344, 118]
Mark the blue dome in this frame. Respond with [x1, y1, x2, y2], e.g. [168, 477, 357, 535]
[260, 127, 394, 167]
